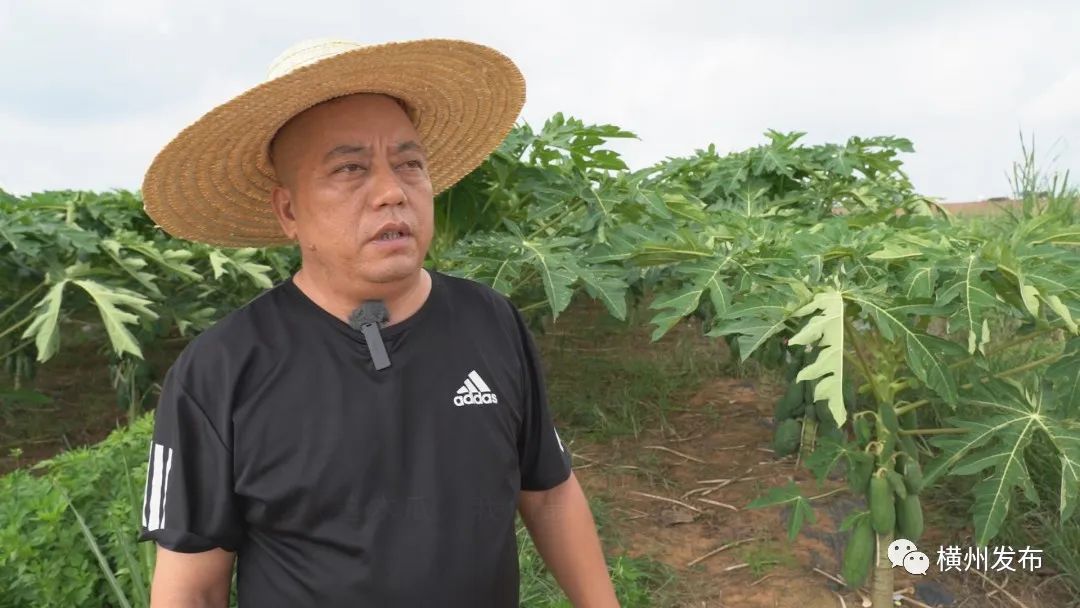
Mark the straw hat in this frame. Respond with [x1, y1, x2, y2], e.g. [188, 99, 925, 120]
[141, 38, 525, 247]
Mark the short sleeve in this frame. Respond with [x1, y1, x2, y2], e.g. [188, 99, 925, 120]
[137, 365, 244, 553]
[511, 305, 573, 491]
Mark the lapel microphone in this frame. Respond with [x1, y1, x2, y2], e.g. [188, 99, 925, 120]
[348, 300, 391, 370]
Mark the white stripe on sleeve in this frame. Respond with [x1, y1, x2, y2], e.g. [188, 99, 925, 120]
[160, 446, 174, 530]
[141, 441, 154, 528]
[147, 443, 166, 531]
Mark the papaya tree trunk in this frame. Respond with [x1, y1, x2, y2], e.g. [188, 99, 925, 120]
[797, 417, 817, 463]
[872, 531, 894, 608]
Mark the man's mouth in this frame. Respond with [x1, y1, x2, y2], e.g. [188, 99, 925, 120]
[372, 222, 411, 244]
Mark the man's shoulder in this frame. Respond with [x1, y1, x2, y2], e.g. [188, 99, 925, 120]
[435, 271, 520, 321]
[167, 282, 290, 390]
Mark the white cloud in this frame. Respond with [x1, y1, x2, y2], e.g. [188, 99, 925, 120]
[0, 0, 1077, 201]
[1023, 69, 1080, 124]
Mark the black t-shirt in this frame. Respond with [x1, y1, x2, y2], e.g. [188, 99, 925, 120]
[137, 270, 573, 607]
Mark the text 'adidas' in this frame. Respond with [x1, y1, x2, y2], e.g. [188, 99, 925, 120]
[454, 370, 498, 406]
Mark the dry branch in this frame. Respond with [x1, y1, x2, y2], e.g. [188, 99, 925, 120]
[971, 569, 1033, 608]
[643, 445, 707, 463]
[895, 594, 935, 608]
[695, 498, 738, 511]
[686, 536, 762, 567]
[628, 490, 703, 513]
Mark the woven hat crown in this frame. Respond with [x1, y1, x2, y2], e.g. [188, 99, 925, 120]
[141, 38, 526, 247]
[266, 38, 362, 80]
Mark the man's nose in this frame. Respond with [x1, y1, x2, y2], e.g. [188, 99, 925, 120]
[368, 160, 407, 209]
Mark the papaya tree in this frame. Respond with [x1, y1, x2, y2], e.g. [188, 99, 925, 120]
[440, 122, 1080, 607]
[639, 156, 1080, 605]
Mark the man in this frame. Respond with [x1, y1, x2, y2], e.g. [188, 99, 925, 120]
[137, 38, 619, 607]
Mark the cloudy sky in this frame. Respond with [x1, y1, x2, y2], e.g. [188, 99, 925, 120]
[1, 0, 1077, 202]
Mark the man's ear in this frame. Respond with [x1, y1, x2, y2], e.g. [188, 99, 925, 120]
[269, 184, 298, 240]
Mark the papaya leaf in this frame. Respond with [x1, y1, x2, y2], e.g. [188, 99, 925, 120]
[99, 239, 161, 298]
[71, 279, 157, 360]
[746, 482, 815, 541]
[219, 248, 274, 289]
[707, 304, 789, 360]
[208, 250, 228, 279]
[648, 255, 734, 341]
[1029, 227, 1080, 247]
[1046, 338, 1080, 415]
[1042, 417, 1080, 523]
[868, 241, 922, 261]
[1020, 284, 1040, 318]
[576, 265, 628, 321]
[21, 280, 69, 363]
[489, 258, 522, 296]
[1045, 294, 1078, 333]
[121, 236, 200, 281]
[789, 288, 846, 426]
[852, 295, 960, 406]
[521, 240, 577, 318]
[935, 255, 999, 355]
[803, 436, 845, 482]
[924, 381, 1080, 544]
[902, 264, 936, 300]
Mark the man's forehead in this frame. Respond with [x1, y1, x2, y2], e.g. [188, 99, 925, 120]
[322, 140, 428, 161]
[270, 94, 419, 161]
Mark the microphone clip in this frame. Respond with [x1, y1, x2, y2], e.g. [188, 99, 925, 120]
[348, 301, 391, 370]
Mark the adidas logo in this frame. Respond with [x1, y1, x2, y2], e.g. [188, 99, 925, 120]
[454, 370, 498, 406]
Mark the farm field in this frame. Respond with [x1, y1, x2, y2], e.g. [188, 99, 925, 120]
[1, 118, 1078, 607]
[4, 297, 1075, 607]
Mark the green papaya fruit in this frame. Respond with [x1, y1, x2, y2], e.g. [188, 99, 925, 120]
[774, 381, 805, 421]
[896, 494, 924, 541]
[899, 434, 919, 459]
[813, 399, 843, 441]
[853, 415, 871, 445]
[847, 451, 875, 494]
[899, 407, 917, 430]
[885, 469, 908, 499]
[772, 418, 801, 456]
[902, 458, 923, 496]
[841, 516, 874, 588]
[815, 399, 837, 428]
[784, 348, 804, 383]
[870, 473, 895, 534]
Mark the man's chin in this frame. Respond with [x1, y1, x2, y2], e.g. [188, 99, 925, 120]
[360, 260, 423, 284]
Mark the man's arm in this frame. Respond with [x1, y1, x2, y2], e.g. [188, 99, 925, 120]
[518, 472, 619, 608]
[149, 546, 235, 608]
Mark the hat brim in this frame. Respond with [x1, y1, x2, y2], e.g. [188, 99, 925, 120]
[141, 39, 525, 247]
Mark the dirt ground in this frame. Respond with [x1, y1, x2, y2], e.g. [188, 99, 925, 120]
[570, 374, 1075, 607]
[3, 304, 1074, 606]
[0, 335, 184, 475]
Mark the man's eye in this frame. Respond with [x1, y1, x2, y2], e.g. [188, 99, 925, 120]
[402, 160, 424, 170]
[336, 163, 365, 174]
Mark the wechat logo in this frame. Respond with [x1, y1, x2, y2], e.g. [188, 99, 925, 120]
[888, 538, 930, 575]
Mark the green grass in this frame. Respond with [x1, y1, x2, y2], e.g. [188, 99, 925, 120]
[538, 299, 731, 445]
[517, 495, 678, 607]
[517, 299, 743, 606]
[1, 298, 742, 606]
[736, 540, 798, 578]
[1000, 432, 1080, 604]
